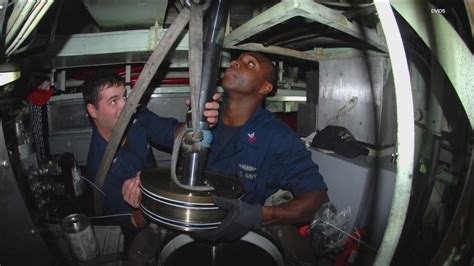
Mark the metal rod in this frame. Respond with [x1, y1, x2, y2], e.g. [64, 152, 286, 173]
[197, 0, 229, 127]
[181, 0, 229, 189]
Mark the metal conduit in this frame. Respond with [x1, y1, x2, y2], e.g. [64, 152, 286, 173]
[373, 1, 415, 265]
[6, 0, 54, 56]
[7, 1, 44, 51]
[5, 0, 34, 44]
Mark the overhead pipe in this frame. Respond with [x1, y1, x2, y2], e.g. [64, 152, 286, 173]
[6, 1, 40, 50]
[7, 0, 54, 56]
[11, 0, 63, 58]
[5, 0, 33, 45]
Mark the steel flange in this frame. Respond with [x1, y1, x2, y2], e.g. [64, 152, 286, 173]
[139, 167, 244, 232]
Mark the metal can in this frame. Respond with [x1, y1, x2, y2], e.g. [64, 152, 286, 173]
[61, 213, 100, 261]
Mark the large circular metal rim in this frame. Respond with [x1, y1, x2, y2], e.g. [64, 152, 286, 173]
[140, 203, 220, 231]
[140, 167, 244, 204]
[140, 193, 225, 231]
[140, 167, 244, 232]
[140, 184, 219, 209]
[158, 232, 285, 266]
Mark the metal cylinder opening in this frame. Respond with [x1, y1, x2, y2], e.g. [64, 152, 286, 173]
[159, 232, 285, 266]
[61, 213, 100, 261]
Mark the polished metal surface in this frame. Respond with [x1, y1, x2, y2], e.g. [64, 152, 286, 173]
[140, 168, 244, 231]
[182, 150, 207, 186]
[127, 225, 318, 266]
[159, 232, 284, 266]
[127, 227, 286, 266]
[61, 213, 100, 261]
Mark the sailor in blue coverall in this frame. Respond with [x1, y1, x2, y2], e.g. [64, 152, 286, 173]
[197, 52, 329, 242]
[207, 106, 326, 205]
[87, 107, 178, 232]
[122, 52, 329, 243]
[82, 70, 220, 249]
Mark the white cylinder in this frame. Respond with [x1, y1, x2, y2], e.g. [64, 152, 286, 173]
[61, 213, 100, 261]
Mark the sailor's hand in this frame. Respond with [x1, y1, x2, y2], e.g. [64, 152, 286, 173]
[194, 195, 263, 243]
[131, 209, 147, 229]
[185, 92, 221, 127]
[122, 172, 141, 208]
[204, 93, 220, 127]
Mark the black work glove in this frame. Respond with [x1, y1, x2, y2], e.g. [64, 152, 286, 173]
[195, 195, 263, 243]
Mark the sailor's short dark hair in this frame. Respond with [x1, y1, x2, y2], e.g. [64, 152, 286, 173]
[82, 69, 125, 107]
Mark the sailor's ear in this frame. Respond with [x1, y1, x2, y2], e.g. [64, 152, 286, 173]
[259, 81, 273, 96]
[86, 103, 97, 119]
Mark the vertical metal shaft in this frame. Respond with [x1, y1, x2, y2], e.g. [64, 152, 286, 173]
[182, 0, 229, 187]
[198, 0, 229, 128]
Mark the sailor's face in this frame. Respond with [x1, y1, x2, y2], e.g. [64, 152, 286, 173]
[222, 53, 271, 95]
[88, 84, 127, 137]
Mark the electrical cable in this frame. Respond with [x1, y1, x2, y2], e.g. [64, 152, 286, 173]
[323, 221, 377, 252]
[80, 174, 106, 196]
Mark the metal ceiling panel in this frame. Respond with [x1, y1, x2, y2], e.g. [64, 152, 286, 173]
[224, 0, 386, 52]
[82, 0, 168, 29]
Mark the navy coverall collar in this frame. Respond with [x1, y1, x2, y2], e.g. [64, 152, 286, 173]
[213, 106, 270, 161]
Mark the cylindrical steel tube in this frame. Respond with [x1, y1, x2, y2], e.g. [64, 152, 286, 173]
[183, 149, 208, 186]
[61, 213, 100, 261]
[198, 0, 229, 128]
[180, 0, 229, 189]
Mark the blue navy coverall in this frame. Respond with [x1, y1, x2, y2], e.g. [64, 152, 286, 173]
[87, 107, 179, 227]
[207, 106, 327, 205]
